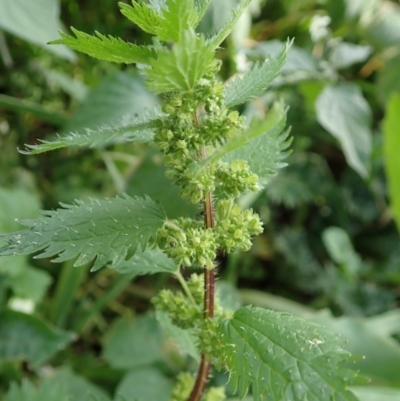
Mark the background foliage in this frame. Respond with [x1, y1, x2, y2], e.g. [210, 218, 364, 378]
[0, 0, 400, 400]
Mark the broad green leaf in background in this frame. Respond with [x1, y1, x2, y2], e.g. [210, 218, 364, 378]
[377, 55, 400, 107]
[156, 311, 200, 361]
[219, 306, 360, 401]
[224, 40, 292, 108]
[223, 102, 291, 187]
[0, 0, 74, 60]
[0, 310, 74, 366]
[146, 30, 215, 93]
[112, 247, 178, 276]
[49, 368, 112, 401]
[21, 110, 161, 155]
[193, 0, 214, 27]
[50, 28, 155, 64]
[4, 379, 70, 401]
[65, 72, 159, 136]
[8, 266, 52, 304]
[351, 386, 400, 401]
[0, 195, 166, 272]
[383, 93, 400, 233]
[0, 188, 41, 233]
[250, 40, 318, 76]
[102, 314, 164, 369]
[329, 42, 372, 69]
[115, 368, 173, 401]
[316, 83, 372, 178]
[4, 368, 111, 401]
[322, 227, 362, 281]
[362, 1, 400, 48]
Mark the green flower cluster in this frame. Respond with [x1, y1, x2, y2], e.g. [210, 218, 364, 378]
[215, 199, 263, 253]
[157, 219, 217, 269]
[169, 372, 194, 401]
[153, 288, 201, 329]
[154, 76, 246, 204]
[216, 159, 259, 197]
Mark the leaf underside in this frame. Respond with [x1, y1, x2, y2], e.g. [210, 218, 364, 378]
[206, 0, 253, 48]
[188, 101, 290, 186]
[224, 40, 292, 108]
[224, 102, 292, 187]
[49, 27, 155, 64]
[219, 306, 360, 401]
[0, 195, 166, 271]
[112, 247, 178, 276]
[20, 110, 163, 155]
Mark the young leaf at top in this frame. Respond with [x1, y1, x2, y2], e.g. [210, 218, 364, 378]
[0, 195, 166, 271]
[49, 28, 156, 64]
[188, 101, 290, 186]
[155, 0, 199, 42]
[206, 0, 253, 49]
[20, 110, 163, 155]
[219, 306, 360, 401]
[224, 40, 292, 108]
[146, 29, 215, 93]
[118, 1, 163, 37]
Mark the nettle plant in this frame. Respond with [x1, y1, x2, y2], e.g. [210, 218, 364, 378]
[0, 1, 363, 400]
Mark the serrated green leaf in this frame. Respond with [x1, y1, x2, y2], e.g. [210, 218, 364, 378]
[20, 110, 162, 154]
[206, 0, 252, 48]
[0, 195, 166, 272]
[146, 29, 215, 93]
[383, 93, 400, 233]
[50, 27, 155, 64]
[112, 247, 178, 276]
[224, 40, 292, 108]
[188, 101, 289, 186]
[9, 266, 52, 303]
[224, 105, 291, 187]
[119, 1, 163, 36]
[219, 306, 359, 401]
[315, 83, 372, 178]
[102, 314, 164, 369]
[0, 310, 74, 366]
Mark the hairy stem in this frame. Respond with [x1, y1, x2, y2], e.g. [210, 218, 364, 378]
[188, 124, 216, 401]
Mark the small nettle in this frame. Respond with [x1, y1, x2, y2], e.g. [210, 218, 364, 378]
[0, 1, 361, 400]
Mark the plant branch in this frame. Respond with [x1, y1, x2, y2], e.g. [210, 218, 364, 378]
[175, 270, 196, 305]
[187, 119, 216, 401]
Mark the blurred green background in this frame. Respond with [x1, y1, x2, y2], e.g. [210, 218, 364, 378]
[0, 0, 400, 400]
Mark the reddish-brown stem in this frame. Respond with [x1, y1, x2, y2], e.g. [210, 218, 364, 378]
[188, 120, 215, 401]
